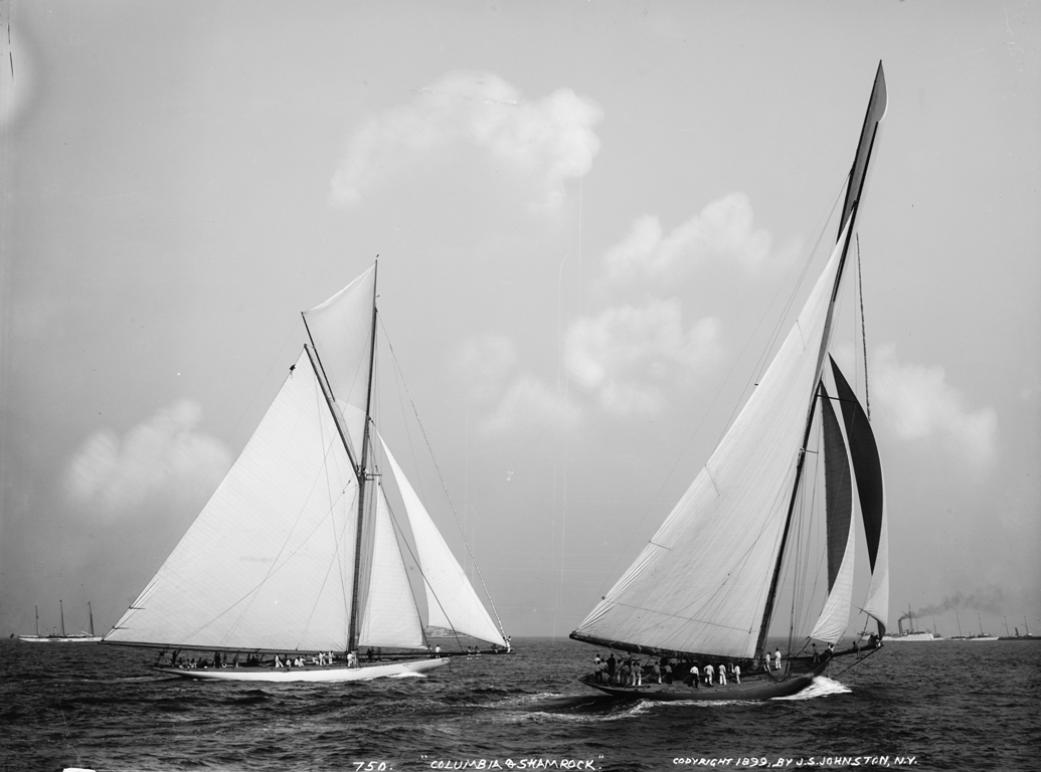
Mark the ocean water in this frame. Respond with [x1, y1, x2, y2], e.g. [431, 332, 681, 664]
[1, 637, 1038, 772]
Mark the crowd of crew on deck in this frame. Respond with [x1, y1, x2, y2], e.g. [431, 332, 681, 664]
[589, 646, 795, 688]
[589, 634, 881, 689]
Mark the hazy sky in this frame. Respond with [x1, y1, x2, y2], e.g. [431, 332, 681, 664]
[2, 0, 1038, 641]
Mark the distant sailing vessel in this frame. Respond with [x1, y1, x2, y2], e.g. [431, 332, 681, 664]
[571, 63, 890, 701]
[19, 601, 102, 643]
[104, 265, 509, 682]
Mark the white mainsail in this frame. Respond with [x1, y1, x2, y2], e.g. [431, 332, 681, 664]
[573, 223, 851, 659]
[106, 350, 359, 652]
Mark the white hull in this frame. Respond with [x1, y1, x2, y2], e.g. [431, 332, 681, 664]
[157, 657, 448, 683]
[18, 635, 102, 643]
[883, 632, 938, 642]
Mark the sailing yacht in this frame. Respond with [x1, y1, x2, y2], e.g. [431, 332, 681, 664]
[18, 601, 102, 643]
[103, 265, 509, 682]
[571, 63, 890, 701]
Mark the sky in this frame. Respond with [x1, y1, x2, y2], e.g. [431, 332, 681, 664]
[1, 0, 1039, 642]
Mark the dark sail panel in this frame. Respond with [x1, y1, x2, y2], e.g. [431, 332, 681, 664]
[839, 62, 887, 240]
[830, 357, 884, 570]
[820, 382, 853, 590]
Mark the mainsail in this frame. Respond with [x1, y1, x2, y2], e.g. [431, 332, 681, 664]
[571, 62, 889, 664]
[105, 351, 359, 652]
[571, 225, 852, 659]
[106, 265, 506, 657]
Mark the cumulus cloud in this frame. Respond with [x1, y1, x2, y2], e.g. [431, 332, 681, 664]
[872, 345, 997, 470]
[601, 193, 773, 287]
[564, 299, 722, 416]
[64, 401, 232, 521]
[330, 71, 602, 211]
[479, 374, 582, 436]
[454, 333, 580, 435]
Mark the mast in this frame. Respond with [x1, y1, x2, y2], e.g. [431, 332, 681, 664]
[755, 62, 887, 659]
[89, 602, 95, 637]
[34, 605, 38, 637]
[301, 336, 362, 478]
[60, 599, 66, 637]
[347, 259, 380, 654]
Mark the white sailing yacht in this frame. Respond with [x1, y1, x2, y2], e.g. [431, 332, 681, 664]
[104, 265, 509, 682]
[19, 601, 102, 643]
[571, 63, 890, 701]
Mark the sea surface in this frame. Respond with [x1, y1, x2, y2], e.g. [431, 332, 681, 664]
[1, 637, 1038, 772]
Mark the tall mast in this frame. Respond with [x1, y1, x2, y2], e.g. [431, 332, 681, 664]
[88, 602, 95, 637]
[34, 605, 38, 637]
[60, 599, 66, 637]
[347, 259, 380, 654]
[755, 62, 886, 659]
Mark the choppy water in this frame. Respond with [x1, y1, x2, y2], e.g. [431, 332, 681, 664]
[1, 637, 1038, 771]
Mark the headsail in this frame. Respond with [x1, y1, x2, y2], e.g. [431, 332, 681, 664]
[379, 435, 507, 647]
[357, 480, 427, 649]
[830, 357, 889, 635]
[809, 380, 856, 643]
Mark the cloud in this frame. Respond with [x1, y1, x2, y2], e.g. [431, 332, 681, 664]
[453, 333, 579, 435]
[453, 333, 519, 404]
[872, 345, 997, 470]
[564, 299, 722, 416]
[480, 374, 581, 435]
[64, 401, 232, 521]
[330, 71, 602, 211]
[601, 193, 773, 287]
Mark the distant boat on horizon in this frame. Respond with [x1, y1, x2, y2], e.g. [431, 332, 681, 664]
[570, 63, 890, 701]
[998, 617, 1039, 641]
[18, 601, 102, 643]
[103, 264, 510, 682]
[883, 608, 941, 642]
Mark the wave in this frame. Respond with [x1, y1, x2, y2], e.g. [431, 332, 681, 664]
[775, 674, 852, 700]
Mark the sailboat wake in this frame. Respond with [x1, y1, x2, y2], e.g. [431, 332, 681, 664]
[491, 693, 648, 723]
[776, 675, 851, 700]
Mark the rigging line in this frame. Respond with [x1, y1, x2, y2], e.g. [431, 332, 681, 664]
[830, 644, 883, 677]
[855, 233, 872, 420]
[555, 242, 571, 639]
[378, 319, 509, 639]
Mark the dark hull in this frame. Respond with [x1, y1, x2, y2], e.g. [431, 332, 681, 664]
[579, 668, 821, 702]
